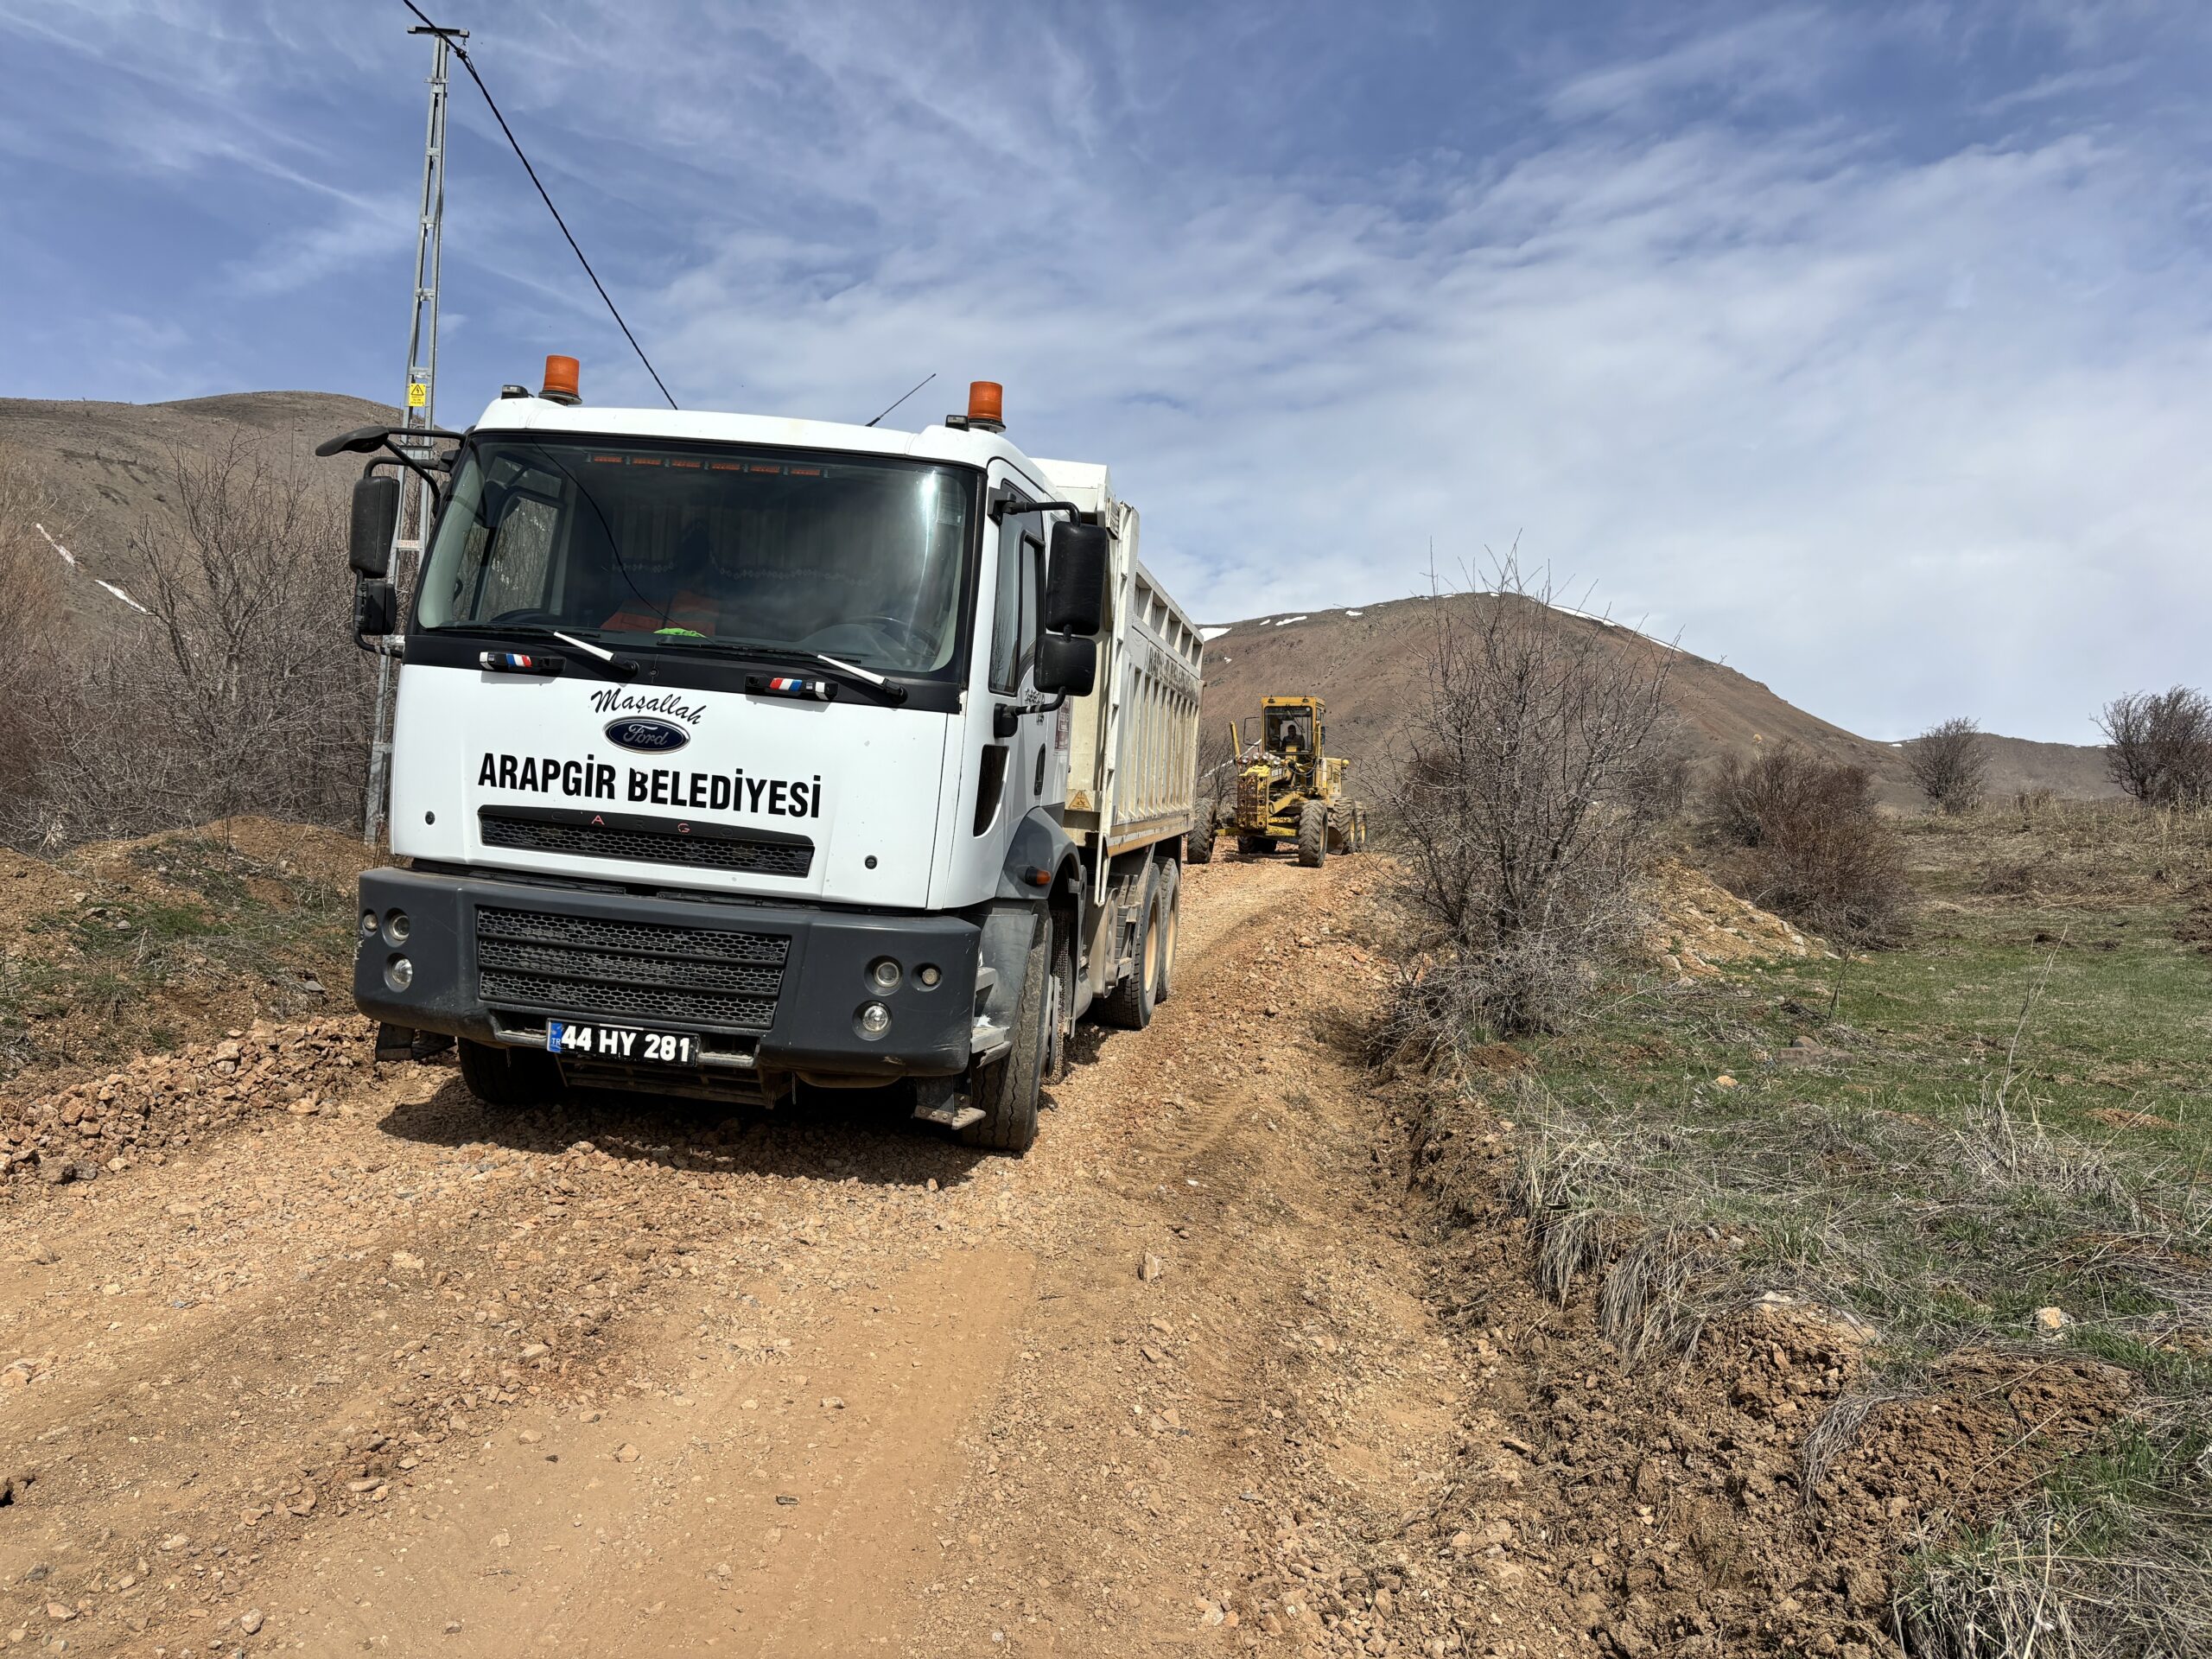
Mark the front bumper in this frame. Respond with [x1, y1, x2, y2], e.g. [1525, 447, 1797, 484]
[353, 867, 980, 1083]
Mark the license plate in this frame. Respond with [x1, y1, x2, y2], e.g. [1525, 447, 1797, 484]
[546, 1020, 697, 1065]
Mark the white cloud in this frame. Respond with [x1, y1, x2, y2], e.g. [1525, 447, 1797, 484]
[5, 0, 2207, 743]
[617, 48, 2209, 742]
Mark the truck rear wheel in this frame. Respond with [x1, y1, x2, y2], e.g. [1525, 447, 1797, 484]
[1098, 862, 1159, 1030]
[1297, 799, 1328, 868]
[1153, 861, 1180, 1006]
[1186, 820, 1215, 865]
[1045, 920, 1074, 1084]
[961, 922, 1048, 1154]
[457, 1039, 561, 1109]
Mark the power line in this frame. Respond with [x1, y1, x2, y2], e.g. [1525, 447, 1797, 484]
[399, 1, 677, 410]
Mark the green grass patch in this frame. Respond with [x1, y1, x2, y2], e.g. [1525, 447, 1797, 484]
[1467, 804, 2212, 1653]
[0, 834, 355, 1078]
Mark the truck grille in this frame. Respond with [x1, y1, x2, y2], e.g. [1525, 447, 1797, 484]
[480, 809, 813, 879]
[474, 906, 789, 1031]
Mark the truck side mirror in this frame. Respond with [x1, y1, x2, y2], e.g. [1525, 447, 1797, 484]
[1034, 632, 1096, 697]
[1044, 522, 1109, 637]
[350, 474, 402, 578]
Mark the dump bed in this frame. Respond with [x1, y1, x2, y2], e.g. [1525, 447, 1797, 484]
[1036, 460, 1205, 861]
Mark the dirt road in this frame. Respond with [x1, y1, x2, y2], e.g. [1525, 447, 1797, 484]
[0, 855, 1515, 1657]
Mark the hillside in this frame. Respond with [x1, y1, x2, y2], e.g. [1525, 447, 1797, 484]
[0, 390, 393, 624]
[1197, 594, 2117, 805]
[1, 392, 2115, 804]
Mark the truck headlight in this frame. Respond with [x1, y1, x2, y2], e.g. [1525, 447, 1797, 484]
[867, 957, 901, 992]
[361, 910, 379, 937]
[916, 964, 941, 988]
[385, 955, 414, 992]
[384, 910, 411, 945]
[857, 1001, 891, 1037]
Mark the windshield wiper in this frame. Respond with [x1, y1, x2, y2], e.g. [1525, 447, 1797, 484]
[647, 638, 909, 704]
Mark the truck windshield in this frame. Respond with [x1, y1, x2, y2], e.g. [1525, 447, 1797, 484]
[416, 437, 975, 676]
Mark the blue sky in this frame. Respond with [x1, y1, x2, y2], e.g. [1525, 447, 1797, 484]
[3, 1, 2208, 743]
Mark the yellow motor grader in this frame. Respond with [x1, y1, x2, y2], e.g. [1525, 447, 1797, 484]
[1187, 696, 1368, 867]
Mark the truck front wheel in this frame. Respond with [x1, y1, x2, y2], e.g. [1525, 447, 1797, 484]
[961, 922, 1049, 1154]
[1186, 820, 1216, 864]
[457, 1039, 562, 1109]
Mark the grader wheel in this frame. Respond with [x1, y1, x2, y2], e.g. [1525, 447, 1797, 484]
[1343, 803, 1369, 854]
[1297, 799, 1328, 868]
[1326, 804, 1361, 856]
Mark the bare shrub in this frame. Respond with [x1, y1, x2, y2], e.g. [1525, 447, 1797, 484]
[1698, 746, 1910, 946]
[1904, 715, 1988, 815]
[2099, 685, 2212, 809]
[1620, 712, 1697, 825]
[1381, 563, 1674, 1041]
[1187, 720, 1239, 855]
[9, 442, 371, 849]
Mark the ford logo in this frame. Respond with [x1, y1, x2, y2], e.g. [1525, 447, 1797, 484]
[604, 717, 690, 753]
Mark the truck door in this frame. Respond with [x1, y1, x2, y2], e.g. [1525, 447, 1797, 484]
[938, 470, 1061, 905]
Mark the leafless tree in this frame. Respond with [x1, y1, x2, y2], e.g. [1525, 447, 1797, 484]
[1904, 715, 1988, 815]
[2099, 687, 2212, 810]
[11, 442, 372, 848]
[1380, 562, 1674, 1041]
[0, 451, 73, 845]
[1185, 720, 1240, 862]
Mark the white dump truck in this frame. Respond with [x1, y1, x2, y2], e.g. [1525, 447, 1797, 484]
[326, 365, 1203, 1152]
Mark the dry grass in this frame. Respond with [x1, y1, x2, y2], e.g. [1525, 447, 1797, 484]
[1409, 800, 2212, 1653]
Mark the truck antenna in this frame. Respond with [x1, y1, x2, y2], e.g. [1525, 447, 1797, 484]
[864, 372, 935, 429]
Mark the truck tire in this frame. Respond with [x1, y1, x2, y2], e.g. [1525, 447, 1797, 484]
[457, 1039, 560, 1108]
[1153, 860, 1179, 1006]
[962, 922, 1048, 1153]
[1186, 820, 1215, 865]
[1097, 862, 1159, 1030]
[1298, 799, 1328, 868]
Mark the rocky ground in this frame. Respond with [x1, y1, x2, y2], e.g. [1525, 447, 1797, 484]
[0, 846, 2091, 1658]
[0, 854, 1500, 1657]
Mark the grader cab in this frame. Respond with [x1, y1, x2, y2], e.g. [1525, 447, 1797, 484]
[1188, 696, 1368, 868]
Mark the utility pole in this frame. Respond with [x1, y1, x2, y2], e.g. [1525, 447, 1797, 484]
[366, 20, 467, 845]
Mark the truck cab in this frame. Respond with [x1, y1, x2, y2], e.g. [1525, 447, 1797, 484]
[334, 368, 1202, 1153]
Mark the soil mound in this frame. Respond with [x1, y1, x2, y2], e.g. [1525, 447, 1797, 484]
[0, 1016, 365, 1187]
[1644, 855, 1828, 976]
[0, 818, 369, 1082]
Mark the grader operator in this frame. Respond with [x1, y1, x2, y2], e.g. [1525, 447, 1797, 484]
[1187, 696, 1368, 868]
